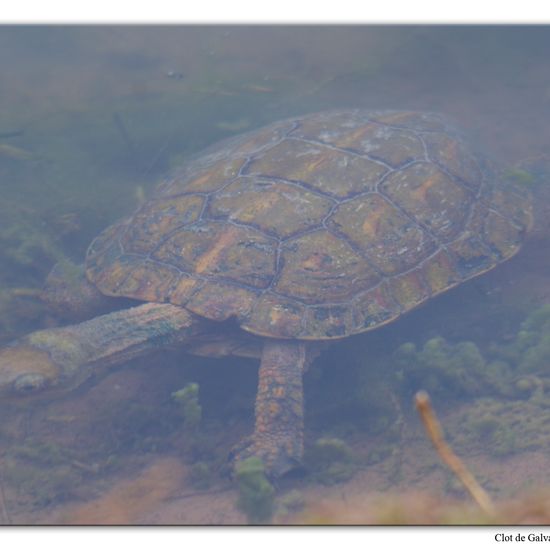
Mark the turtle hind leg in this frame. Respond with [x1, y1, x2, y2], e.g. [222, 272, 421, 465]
[231, 339, 308, 478]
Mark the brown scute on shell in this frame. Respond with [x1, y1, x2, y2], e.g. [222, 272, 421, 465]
[86, 110, 532, 340]
[242, 292, 306, 338]
[185, 281, 259, 322]
[351, 283, 399, 332]
[379, 162, 472, 242]
[276, 230, 381, 304]
[245, 138, 388, 198]
[150, 221, 277, 288]
[207, 177, 334, 239]
[120, 195, 205, 255]
[290, 113, 426, 168]
[327, 193, 437, 276]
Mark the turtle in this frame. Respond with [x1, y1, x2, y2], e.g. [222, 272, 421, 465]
[0, 109, 532, 478]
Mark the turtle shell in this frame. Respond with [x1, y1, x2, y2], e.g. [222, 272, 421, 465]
[86, 110, 532, 340]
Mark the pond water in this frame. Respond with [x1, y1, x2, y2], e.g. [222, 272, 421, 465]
[0, 25, 549, 525]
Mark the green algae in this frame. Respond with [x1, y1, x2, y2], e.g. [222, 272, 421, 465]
[275, 489, 305, 520]
[491, 304, 550, 376]
[3, 438, 86, 507]
[235, 456, 275, 524]
[0, 216, 66, 274]
[0, 206, 68, 340]
[305, 437, 357, 485]
[503, 168, 537, 187]
[447, 397, 550, 459]
[90, 399, 179, 456]
[394, 336, 508, 398]
[9, 439, 75, 466]
[4, 461, 82, 507]
[171, 382, 202, 432]
[306, 437, 353, 466]
[331, 304, 550, 468]
[393, 301, 550, 401]
[188, 461, 213, 490]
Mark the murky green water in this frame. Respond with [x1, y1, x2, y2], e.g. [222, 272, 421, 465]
[0, 26, 549, 525]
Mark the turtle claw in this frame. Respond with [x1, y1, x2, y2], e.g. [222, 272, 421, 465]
[229, 434, 303, 480]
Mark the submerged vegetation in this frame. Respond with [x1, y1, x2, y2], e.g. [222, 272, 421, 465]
[301, 302, 550, 484]
[235, 457, 275, 524]
[395, 304, 550, 401]
[2, 439, 88, 507]
[393, 304, 550, 459]
[171, 382, 202, 432]
[491, 303, 550, 376]
[394, 337, 512, 398]
[304, 437, 357, 485]
[503, 168, 537, 187]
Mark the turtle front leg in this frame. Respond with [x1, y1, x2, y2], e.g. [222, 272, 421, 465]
[232, 339, 308, 478]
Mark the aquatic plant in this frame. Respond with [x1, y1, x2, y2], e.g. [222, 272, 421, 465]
[3, 439, 85, 507]
[0, 219, 65, 274]
[503, 167, 537, 187]
[396, 337, 481, 396]
[275, 489, 305, 520]
[188, 461, 213, 490]
[449, 397, 550, 458]
[9, 440, 72, 466]
[305, 437, 357, 485]
[3, 461, 81, 506]
[91, 399, 178, 455]
[235, 456, 275, 524]
[395, 336, 516, 398]
[387, 307, 550, 463]
[171, 382, 202, 432]
[509, 305, 550, 374]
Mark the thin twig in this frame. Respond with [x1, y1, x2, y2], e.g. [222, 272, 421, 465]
[414, 390, 495, 516]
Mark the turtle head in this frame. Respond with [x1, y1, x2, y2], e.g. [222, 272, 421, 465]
[0, 343, 60, 400]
